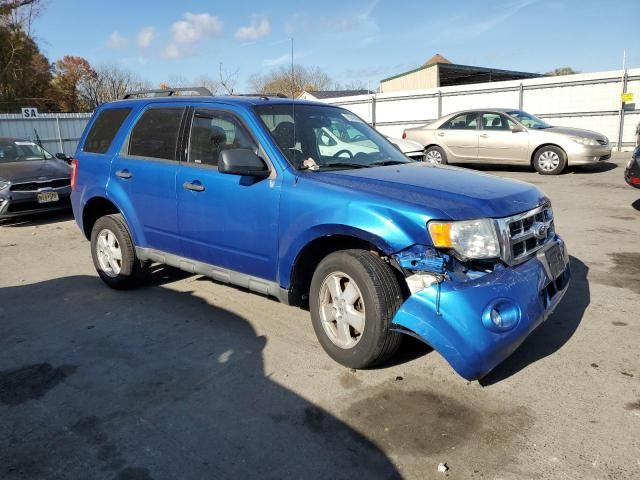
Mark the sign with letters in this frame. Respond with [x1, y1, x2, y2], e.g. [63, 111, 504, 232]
[620, 92, 634, 103]
[21, 107, 39, 118]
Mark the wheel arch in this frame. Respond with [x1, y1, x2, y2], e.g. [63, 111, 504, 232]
[284, 232, 409, 308]
[81, 196, 121, 239]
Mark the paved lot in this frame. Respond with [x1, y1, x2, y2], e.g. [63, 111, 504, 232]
[1, 153, 639, 480]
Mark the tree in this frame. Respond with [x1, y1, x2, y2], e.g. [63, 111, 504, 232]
[249, 64, 332, 98]
[80, 64, 150, 109]
[0, 24, 52, 112]
[545, 67, 579, 76]
[51, 55, 95, 111]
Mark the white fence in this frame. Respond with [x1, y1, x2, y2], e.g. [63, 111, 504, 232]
[0, 112, 93, 156]
[321, 68, 640, 150]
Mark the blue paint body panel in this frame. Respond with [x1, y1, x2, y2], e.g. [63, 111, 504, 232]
[71, 95, 570, 380]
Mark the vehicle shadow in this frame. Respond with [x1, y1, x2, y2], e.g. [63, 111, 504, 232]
[0, 275, 401, 480]
[0, 210, 74, 228]
[456, 162, 617, 175]
[480, 255, 589, 386]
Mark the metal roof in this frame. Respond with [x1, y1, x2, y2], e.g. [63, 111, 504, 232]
[380, 62, 540, 85]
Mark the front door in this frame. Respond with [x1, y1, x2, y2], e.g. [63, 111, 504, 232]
[436, 112, 479, 161]
[109, 105, 185, 254]
[176, 105, 281, 281]
[477, 112, 529, 163]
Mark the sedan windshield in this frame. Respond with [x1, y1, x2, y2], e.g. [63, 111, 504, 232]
[507, 110, 551, 129]
[0, 139, 52, 163]
[254, 104, 412, 170]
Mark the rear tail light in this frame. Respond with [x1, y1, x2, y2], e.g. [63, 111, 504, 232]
[631, 176, 640, 185]
[70, 159, 78, 190]
[402, 131, 407, 139]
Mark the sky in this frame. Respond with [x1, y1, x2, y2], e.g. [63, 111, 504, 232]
[31, 0, 640, 92]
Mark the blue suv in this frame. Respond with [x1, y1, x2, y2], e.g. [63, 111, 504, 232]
[71, 88, 570, 380]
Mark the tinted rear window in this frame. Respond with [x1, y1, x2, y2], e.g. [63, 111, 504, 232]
[83, 108, 132, 154]
[128, 108, 185, 161]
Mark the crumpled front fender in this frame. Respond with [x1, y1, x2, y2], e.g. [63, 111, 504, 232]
[391, 249, 570, 380]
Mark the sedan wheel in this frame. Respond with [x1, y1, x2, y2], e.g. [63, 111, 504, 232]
[533, 146, 567, 175]
[424, 146, 447, 164]
[319, 272, 366, 349]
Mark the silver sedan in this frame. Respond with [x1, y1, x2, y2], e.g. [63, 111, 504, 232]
[403, 109, 612, 174]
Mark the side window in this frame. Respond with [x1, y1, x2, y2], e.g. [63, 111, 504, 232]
[442, 112, 478, 130]
[128, 108, 185, 161]
[84, 108, 132, 154]
[481, 113, 514, 131]
[188, 110, 256, 167]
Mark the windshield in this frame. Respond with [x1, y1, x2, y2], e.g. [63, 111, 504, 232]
[0, 139, 53, 163]
[254, 104, 412, 170]
[507, 110, 551, 129]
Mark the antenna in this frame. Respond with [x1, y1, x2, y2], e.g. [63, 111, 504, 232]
[291, 37, 296, 153]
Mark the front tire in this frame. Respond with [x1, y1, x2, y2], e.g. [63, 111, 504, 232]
[90, 214, 147, 290]
[533, 146, 567, 175]
[309, 250, 403, 369]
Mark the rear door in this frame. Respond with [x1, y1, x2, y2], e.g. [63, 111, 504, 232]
[108, 104, 185, 254]
[436, 112, 479, 161]
[477, 112, 529, 163]
[176, 104, 281, 281]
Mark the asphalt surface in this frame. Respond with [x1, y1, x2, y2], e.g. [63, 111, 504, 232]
[1, 153, 639, 480]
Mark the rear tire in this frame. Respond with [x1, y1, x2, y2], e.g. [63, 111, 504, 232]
[425, 145, 447, 164]
[90, 214, 148, 290]
[533, 146, 567, 175]
[309, 249, 403, 369]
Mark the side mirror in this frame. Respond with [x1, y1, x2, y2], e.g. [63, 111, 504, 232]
[511, 125, 526, 133]
[219, 149, 270, 178]
[55, 152, 69, 160]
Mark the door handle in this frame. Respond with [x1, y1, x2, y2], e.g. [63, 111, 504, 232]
[115, 169, 132, 179]
[480, 133, 488, 138]
[183, 181, 205, 192]
[436, 132, 445, 137]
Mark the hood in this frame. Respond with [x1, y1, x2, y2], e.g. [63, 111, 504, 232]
[544, 126, 607, 142]
[307, 163, 547, 220]
[0, 159, 71, 183]
[386, 136, 423, 153]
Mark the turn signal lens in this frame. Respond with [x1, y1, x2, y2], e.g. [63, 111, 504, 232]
[428, 222, 453, 248]
[70, 159, 78, 191]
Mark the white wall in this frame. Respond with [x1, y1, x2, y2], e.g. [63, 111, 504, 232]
[321, 68, 640, 149]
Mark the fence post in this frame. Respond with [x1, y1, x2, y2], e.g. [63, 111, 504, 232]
[55, 114, 64, 153]
[519, 83, 524, 110]
[371, 94, 376, 126]
[437, 90, 442, 118]
[617, 70, 628, 152]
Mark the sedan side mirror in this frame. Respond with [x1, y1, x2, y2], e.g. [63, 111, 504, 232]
[219, 149, 270, 178]
[511, 125, 526, 133]
[55, 152, 70, 160]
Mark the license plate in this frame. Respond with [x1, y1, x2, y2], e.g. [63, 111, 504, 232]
[545, 243, 566, 280]
[37, 191, 59, 204]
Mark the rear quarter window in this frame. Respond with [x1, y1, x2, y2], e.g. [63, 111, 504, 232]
[83, 108, 132, 154]
[128, 108, 185, 161]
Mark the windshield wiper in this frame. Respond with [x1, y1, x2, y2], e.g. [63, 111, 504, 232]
[369, 160, 410, 166]
[316, 162, 372, 170]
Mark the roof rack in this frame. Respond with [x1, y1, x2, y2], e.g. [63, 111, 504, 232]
[231, 93, 289, 99]
[121, 86, 213, 99]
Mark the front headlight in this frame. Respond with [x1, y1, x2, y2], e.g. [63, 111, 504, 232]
[428, 218, 500, 259]
[570, 136, 598, 146]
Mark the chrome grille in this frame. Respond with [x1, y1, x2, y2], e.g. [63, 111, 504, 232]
[10, 178, 70, 192]
[496, 204, 555, 265]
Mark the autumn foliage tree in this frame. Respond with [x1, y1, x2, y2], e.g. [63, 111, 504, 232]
[0, 0, 52, 112]
[248, 64, 332, 98]
[51, 55, 96, 112]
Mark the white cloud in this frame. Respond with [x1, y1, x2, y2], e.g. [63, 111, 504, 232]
[137, 27, 155, 49]
[171, 12, 223, 44]
[235, 14, 270, 41]
[106, 31, 128, 49]
[164, 43, 180, 58]
[263, 54, 289, 67]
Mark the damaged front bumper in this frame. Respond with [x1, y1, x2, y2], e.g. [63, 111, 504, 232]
[391, 238, 570, 380]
